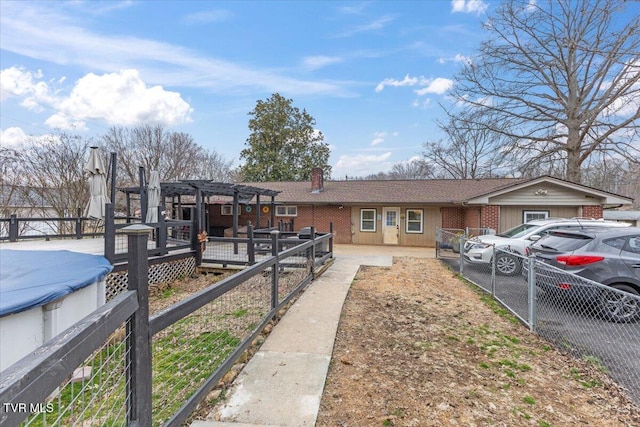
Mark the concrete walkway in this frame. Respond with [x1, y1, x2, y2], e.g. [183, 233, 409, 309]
[192, 245, 433, 427]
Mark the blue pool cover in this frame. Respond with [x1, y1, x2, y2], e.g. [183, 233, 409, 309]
[0, 250, 113, 317]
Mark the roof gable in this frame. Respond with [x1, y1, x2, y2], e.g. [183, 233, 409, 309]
[465, 176, 633, 206]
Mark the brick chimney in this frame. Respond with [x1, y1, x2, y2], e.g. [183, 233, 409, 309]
[311, 168, 324, 193]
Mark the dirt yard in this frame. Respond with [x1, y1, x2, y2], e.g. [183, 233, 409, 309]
[315, 257, 640, 427]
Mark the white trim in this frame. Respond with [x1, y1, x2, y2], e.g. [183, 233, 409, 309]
[360, 208, 376, 232]
[523, 210, 549, 223]
[221, 205, 239, 215]
[405, 208, 424, 233]
[276, 205, 298, 217]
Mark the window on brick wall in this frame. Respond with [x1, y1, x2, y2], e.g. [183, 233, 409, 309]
[276, 205, 297, 216]
[406, 209, 423, 233]
[360, 208, 376, 232]
[523, 210, 549, 222]
[221, 205, 240, 215]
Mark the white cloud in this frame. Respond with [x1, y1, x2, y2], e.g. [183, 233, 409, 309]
[302, 56, 343, 71]
[414, 77, 453, 95]
[182, 9, 232, 24]
[375, 74, 419, 92]
[438, 53, 472, 65]
[0, 67, 55, 108]
[370, 137, 384, 146]
[333, 15, 396, 38]
[0, 127, 28, 147]
[376, 74, 452, 96]
[602, 60, 640, 118]
[56, 69, 193, 129]
[451, 0, 488, 15]
[2, 67, 193, 130]
[333, 152, 394, 178]
[412, 98, 432, 109]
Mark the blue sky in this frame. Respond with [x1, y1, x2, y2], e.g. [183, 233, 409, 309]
[1, 0, 491, 178]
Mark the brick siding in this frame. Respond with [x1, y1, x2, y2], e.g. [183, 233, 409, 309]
[289, 205, 351, 244]
[480, 205, 500, 231]
[441, 207, 465, 229]
[208, 203, 352, 244]
[582, 205, 603, 219]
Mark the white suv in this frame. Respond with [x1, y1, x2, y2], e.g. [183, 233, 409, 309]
[463, 218, 630, 276]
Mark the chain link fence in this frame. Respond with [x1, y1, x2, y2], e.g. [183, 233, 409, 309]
[436, 230, 640, 405]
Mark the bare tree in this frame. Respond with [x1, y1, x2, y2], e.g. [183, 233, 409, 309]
[581, 156, 640, 208]
[17, 133, 92, 231]
[101, 125, 234, 184]
[423, 109, 512, 179]
[387, 159, 435, 179]
[450, 0, 640, 183]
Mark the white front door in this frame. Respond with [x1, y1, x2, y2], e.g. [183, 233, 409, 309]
[382, 207, 400, 245]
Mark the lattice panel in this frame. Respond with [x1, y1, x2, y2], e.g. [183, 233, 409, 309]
[105, 256, 196, 301]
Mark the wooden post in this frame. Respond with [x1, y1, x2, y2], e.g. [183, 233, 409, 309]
[256, 194, 261, 228]
[139, 166, 147, 223]
[190, 207, 202, 266]
[271, 230, 279, 309]
[310, 226, 316, 275]
[9, 214, 18, 242]
[104, 204, 115, 263]
[233, 189, 239, 255]
[157, 206, 167, 252]
[329, 222, 334, 256]
[109, 152, 117, 205]
[247, 223, 255, 265]
[124, 224, 153, 427]
[75, 207, 82, 239]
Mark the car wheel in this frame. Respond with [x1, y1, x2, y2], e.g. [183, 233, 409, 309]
[599, 284, 640, 323]
[495, 253, 521, 276]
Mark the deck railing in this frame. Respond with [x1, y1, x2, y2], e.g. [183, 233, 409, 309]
[0, 208, 103, 242]
[0, 225, 334, 426]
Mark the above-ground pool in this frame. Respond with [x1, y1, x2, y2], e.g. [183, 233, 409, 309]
[0, 249, 113, 371]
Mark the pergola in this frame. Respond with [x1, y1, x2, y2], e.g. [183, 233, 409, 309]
[119, 180, 281, 238]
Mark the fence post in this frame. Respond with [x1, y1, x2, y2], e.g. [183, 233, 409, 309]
[271, 230, 280, 309]
[9, 214, 18, 242]
[329, 222, 334, 257]
[247, 223, 255, 265]
[191, 209, 202, 266]
[491, 245, 496, 297]
[435, 227, 440, 259]
[310, 226, 316, 275]
[76, 207, 83, 239]
[124, 224, 153, 427]
[527, 254, 537, 332]
[459, 236, 465, 275]
[104, 204, 115, 263]
[157, 206, 167, 252]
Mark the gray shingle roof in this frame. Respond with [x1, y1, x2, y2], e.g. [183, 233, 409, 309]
[241, 178, 525, 205]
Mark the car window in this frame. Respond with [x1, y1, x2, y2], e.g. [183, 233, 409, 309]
[624, 236, 640, 254]
[497, 224, 541, 238]
[533, 233, 592, 252]
[539, 226, 556, 236]
[604, 237, 626, 250]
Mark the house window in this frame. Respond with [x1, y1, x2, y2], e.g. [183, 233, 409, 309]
[221, 205, 240, 215]
[406, 209, 423, 233]
[276, 205, 298, 217]
[360, 208, 376, 232]
[523, 210, 549, 223]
